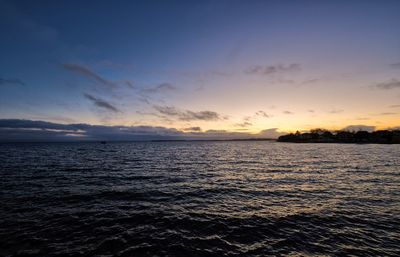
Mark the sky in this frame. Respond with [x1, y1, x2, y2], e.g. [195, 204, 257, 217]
[0, 0, 400, 141]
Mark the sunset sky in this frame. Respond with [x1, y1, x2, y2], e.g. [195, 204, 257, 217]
[1, 0, 399, 140]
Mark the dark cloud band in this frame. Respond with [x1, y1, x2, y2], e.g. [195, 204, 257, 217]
[84, 93, 121, 113]
[63, 63, 117, 89]
[153, 105, 222, 121]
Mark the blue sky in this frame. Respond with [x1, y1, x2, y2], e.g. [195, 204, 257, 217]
[0, 0, 400, 140]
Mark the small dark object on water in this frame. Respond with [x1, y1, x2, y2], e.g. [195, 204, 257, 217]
[100, 141, 107, 144]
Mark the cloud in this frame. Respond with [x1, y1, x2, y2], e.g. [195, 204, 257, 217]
[156, 83, 177, 91]
[0, 119, 182, 142]
[270, 78, 295, 84]
[63, 63, 117, 89]
[308, 110, 315, 113]
[256, 128, 285, 138]
[380, 112, 397, 115]
[142, 83, 177, 93]
[235, 122, 252, 127]
[329, 109, 344, 114]
[84, 93, 121, 113]
[199, 128, 285, 139]
[2, 119, 397, 142]
[301, 78, 321, 85]
[374, 79, 400, 90]
[125, 81, 134, 89]
[183, 126, 202, 132]
[283, 111, 293, 115]
[208, 70, 231, 77]
[0, 119, 76, 131]
[29, 115, 76, 124]
[0, 119, 282, 142]
[153, 105, 222, 121]
[205, 129, 227, 133]
[390, 63, 400, 69]
[342, 125, 375, 132]
[244, 63, 301, 75]
[389, 105, 400, 108]
[243, 116, 252, 122]
[0, 78, 25, 86]
[255, 110, 270, 118]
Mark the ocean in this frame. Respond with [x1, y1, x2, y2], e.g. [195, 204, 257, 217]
[0, 141, 399, 256]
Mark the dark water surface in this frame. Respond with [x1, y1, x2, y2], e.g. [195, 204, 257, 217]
[1, 141, 399, 256]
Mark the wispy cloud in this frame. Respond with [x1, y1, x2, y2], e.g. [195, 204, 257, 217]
[329, 109, 344, 114]
[271, 78, 295, 84]
[208, 70, 231, 77]
[244, 63, 301, 75]
[84, 93, 121, 113]
[283, 111, 294, 115]
[235, 121, 252, 127]
[183, 126, 202, 132]
[257, 128, 285, 138]
[243, 116, 252, 122]
[143, 83, 177, 93]
[125, 80, 135, 89]
[255, 110, 270, 118]
[374, 79, 400, 90]
[0, 78, 25, 86]
[380, 112, 397, 115]
[390, 63, 400, 69]
[28, 114, 76, 124]
[301, 78, 321, 85]
[63, 63, 117, 89]
[153, 105, 223, 121]
[389, 105, 400, 108]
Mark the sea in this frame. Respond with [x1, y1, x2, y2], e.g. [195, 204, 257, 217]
[0, 141, 399, 256]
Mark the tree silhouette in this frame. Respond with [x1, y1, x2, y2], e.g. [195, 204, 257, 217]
[278, 129, 400, 144]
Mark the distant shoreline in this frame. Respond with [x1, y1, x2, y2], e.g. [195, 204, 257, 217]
[2, 130, 400, 144]
[0, 138, 276, 143]
[278, 129, 400, 144]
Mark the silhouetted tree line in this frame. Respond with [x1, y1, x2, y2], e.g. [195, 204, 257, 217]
[278, 129, 400, 144]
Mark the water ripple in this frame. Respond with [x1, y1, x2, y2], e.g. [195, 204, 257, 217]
[0, 141, 399, 256]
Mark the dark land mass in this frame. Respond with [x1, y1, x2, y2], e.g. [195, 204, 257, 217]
[278, 129, 400, 144]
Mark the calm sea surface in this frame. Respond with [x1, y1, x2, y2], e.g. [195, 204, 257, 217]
[0, 141, 399, 256]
